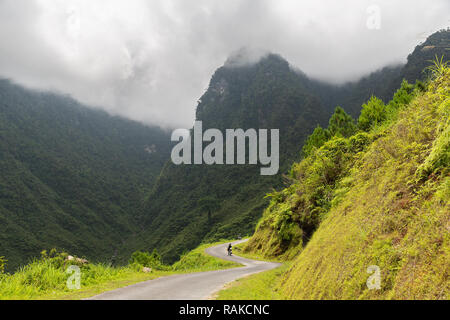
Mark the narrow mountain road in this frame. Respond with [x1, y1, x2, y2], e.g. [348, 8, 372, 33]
[88, 240, 281, 300]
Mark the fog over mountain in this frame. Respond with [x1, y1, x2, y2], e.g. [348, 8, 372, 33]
[0, 0, 448, 128]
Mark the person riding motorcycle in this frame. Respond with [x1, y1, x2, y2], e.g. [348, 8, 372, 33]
[227, 243, 232, 256]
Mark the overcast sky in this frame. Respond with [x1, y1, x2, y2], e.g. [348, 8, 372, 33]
[0, 0, 448, 128]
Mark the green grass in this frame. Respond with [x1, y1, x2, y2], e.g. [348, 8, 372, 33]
[216, 264, 290, 300]
[0, 240, 241, 300]
[39, 270, 175, 300]
[172, 241, 242, 272]
[0, 260, 164, 300]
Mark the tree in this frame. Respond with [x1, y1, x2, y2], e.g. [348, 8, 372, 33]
[328, 106, 357, 138]
[358, 96, 386, 131]
[301, 125, 330, 158]
[388, 80, 414, 110]
[198, 196, 220, 224]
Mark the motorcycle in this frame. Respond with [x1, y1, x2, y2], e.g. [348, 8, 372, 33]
[227, 247, 233, 256]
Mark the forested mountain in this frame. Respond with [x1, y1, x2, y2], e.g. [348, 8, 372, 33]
[133, 29, 449, 264]
[130, 54, 330, 263]
[0, 80, 171, 271]
[1, 29, 447, 272]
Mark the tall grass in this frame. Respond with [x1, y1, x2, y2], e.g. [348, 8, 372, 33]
[0, 258, 144, 300]
[0, 240, 240, 300]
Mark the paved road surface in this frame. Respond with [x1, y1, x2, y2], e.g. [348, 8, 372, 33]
[88, 240, 281, 300]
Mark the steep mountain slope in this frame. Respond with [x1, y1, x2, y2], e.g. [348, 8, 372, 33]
[282, 68, 449, 300]
[0, 80, 171, 271]
[242, 62, 449, 299]
[135, 30, 449, 265]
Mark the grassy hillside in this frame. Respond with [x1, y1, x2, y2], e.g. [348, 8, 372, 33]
[240, 62, 449, 299]
[281, 67, 449, 300]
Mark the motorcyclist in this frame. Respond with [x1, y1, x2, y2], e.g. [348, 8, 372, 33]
[227, 243, 232, 256]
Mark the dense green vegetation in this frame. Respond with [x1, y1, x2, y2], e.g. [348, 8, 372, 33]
[1, 28, 447, 292]
[133, 30, 449, 267]
[0, 81, 171, 271]
[239, 58, 449, 299]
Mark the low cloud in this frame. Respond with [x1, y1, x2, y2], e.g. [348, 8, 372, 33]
[0, 0, 448, 128]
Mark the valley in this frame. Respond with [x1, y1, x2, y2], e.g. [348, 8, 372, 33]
[0, 29, 448, 301]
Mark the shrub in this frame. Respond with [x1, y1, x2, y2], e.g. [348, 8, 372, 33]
[425, 55, 448, 79]
[129, 249, 167, 270]
[349, 132, 372, 153]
